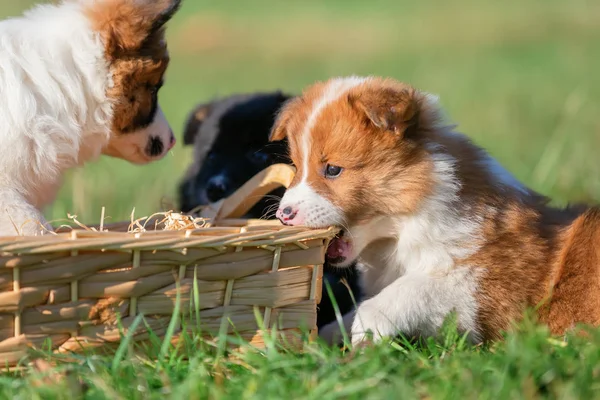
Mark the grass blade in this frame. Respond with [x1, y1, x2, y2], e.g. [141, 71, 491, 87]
[159, 277, 183, 362]
[111, 313, 144, 373]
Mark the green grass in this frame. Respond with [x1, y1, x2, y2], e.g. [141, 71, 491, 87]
[2, 0, 600, 398]
[3, 317, 600, 399]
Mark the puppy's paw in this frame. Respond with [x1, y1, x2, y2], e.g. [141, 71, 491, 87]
[318, 321, 343, 346]
[351, 299, 397, 346]
[319, 311, 355, 346]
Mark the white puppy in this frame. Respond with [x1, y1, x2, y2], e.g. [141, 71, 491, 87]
[0, 0, 181, 236]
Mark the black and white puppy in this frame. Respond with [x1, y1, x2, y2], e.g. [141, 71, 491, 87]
[180, 92, 290, 218]
[179, 91, 361, 329]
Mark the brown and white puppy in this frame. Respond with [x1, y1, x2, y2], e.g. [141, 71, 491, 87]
[0, 0, 180, 236]
[270, 76, 600, 346]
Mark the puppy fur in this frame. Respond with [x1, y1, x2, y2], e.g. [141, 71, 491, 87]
[178, 91, 362, 328]
[271, 76, 600, 345]
[0, 0, 180, 236]
[179, 92, 292, 217]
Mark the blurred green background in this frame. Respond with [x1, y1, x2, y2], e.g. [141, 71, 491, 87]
[2, 0, 599, 225]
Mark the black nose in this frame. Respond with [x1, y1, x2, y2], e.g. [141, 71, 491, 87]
[205, 179, 228, 202]
[146, 136, 164, 157]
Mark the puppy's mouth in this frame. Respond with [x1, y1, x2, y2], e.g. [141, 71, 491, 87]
[326, 230, 353, 266]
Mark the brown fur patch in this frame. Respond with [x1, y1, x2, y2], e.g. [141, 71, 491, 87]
[537, 208, 600, 333]
[84, 0, 181, 134]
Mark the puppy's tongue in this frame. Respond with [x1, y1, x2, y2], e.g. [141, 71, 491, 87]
[326, 235, 352, 262]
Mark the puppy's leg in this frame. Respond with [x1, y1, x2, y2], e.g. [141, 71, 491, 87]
[319, 310, 355, 346]
[351, 268, 478, 345]
[0, 189, 51, 236]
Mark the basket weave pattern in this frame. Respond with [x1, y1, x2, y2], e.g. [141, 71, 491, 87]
[0, 220, 336, 367]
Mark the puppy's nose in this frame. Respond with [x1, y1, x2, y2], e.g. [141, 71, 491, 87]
[276, 206, 298, 225]
[206, 177, 229, 202]
[147, 136, 165, 157]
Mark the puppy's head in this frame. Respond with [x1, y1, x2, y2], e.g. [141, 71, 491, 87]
[270, 77, 444, 265]
[84, 0, 181, 164]
[179, 92, 292, 215]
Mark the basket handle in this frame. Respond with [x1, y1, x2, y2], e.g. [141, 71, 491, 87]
[199, 163, 296, 221]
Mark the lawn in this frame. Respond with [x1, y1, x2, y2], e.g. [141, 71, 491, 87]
[1, 0, 600, 398]
[3, 317, 600, 399]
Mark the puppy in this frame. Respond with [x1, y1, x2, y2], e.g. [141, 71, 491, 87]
[179, 92, 292, 218]
[0, 0, 180, 236]
[271, 76, 600, 346]
[179, 91, 361, 328]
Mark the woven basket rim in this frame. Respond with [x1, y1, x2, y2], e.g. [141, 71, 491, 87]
[0, 220, 339, 254]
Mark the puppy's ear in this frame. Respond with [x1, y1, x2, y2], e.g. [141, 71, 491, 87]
[348, 84, 441, 138]
[145, 0, 182, 36]
[86, 0, 182, 56]
[269, 98, 297, 142]
[183, 102, 212, 145]
[269, 110, 289, 142]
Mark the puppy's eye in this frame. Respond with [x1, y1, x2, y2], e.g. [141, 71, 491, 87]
[147, 82, 161, 95]
[325, 164, 343, 178]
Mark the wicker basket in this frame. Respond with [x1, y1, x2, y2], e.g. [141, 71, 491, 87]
[0, 164, 336, 368]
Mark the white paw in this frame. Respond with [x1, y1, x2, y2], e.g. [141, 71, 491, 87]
[351, 299, 397, 346]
